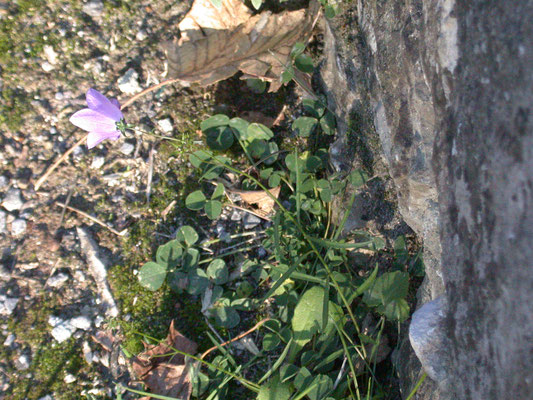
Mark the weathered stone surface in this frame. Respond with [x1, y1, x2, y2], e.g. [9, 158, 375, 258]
[434, 1, 533, 398]
[323, 0, 533, 399]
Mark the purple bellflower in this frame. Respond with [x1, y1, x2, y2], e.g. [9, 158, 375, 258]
[70, 88, 126, 149]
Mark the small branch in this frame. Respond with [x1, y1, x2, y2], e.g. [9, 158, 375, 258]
[56, 202, 124, 236]
[34, 134, 88, 191]
[146, 146, 155, 203]
[201, 318, 270, 360]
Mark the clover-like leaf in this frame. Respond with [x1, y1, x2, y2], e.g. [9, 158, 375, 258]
[205, 200, 222, 220]
[138, 262, 167, 291]
[207, 259, 228, 285]
[292, 116, 318, 137]
[205, 126, 234, 150]
[156, 240, 184, 269]
[186, 190, 207, 211]
[177, 225, 199, 246]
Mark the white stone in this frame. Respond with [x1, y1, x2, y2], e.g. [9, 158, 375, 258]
[90, 156, 105, 169]
[64, 373, 76, 383]
[51, 321, 76, 343]
[0, 175, 8, 188]
[3, 333, 15, 346]
[41, 61, 54, 72]
[119, 142, 135, 156]
[47, 273, 69, 288]
[16, 354, 30, 370]
[136, 30, 147, 41]
[2, 188, 23, 211]
[117, 68, 142, 94]
[69, 316, 92, 331]
[0, 210, 6, 234]
[83, 0, 104, 18]
[38, 395, 53, 400]
[409, 296, 450, 386]
[0, 296, 19, 316]
[43, 45, 58, 65]
[11, 219, 27, 236]
[157, 118, 173, 133]
[243, 213, 261, 229]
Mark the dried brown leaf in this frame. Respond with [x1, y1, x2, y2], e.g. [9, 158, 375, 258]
[165, 0, 320, 92]
[131, 321, 197, 399]
[235, 186, 280, 216]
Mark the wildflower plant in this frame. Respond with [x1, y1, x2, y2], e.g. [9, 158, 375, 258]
[55, 39, 425, 400]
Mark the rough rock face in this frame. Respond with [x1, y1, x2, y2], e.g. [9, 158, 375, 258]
[322, 0, 533, 399]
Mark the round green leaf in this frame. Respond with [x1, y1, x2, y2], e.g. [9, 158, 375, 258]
[383, 298, 410, 322]
[229, 117, 250, 140]
[263, 141, 279, 165]
[247, 123, 274, 141]
[168, 270, 188, 293]
[211, 183, 225, 201]
[246, 78, 267, 93]
[236, 281, 254, 298]
[290, 42, 306, 58]
[185, 190, 206, 211]
[292, 116, 318, 137]
[257, 377, 291, 400]
[302, 98, 326, 118]
[205, 200, 222, 220]
[320, 111, 336, 135]
[156, 240, 183, 268]
[213, 305, 240, 328]
[248, 139, 268, 158]
[200, 114, 229, 131]
[294, 54, 314, 73]
[207, 259, 228, 285]
[190, 149, 213, 168]
[205, 126, 234, 150]
[177, 225, 198, 246]
[285, 153, 303, 172]
[324, 4, 337, 19]
[268, 172, 282, 188]
[182, 248, 200, 270]
[305, 155, 323, 172]
[138, 262, 167, 291]
[187, 268, 209, 295]
[262, 333, 281, 351]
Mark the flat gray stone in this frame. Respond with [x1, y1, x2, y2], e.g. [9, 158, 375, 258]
[242, 213, 261, 229]
[11, 218, 27, 236]
[2, 188, 23, 212]
[82, 0, 104, 18]
[0, 210, 6, 234]
[0, 296, 19, 316]
[117, 68, 141, 95]
[119, 142, 135, 156]
[47, 273, 69, 288]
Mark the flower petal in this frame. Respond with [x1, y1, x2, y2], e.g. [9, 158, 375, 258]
[86, 88, 123, 121]
[110, 98, 120, 109]
[87, 130, 121, 149]
[70, 108, 117, 132]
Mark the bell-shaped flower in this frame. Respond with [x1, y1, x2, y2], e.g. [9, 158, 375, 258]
[70, 88, 124, 149]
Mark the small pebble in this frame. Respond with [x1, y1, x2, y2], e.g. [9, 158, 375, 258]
[47, 273, 69, 288]
[90, 156, 105, 169]
[231, 209, 243, 221]
[2, 188, 24, 211]
[3, 333, 15, 347]
[16, 354, 30, 370]
[157, 118, 173, 133]
[0, 175, 8, 188]
[0, 296, 19, 316]
[11, 219, 27, 236]
[70, 316, 92, 331]
[43, 45, 58, 65]
[82, 0, 104, 18]
[0, 210, 6, 234]
[55, 91, 64, 101]
[117, 68, 141, 94]
[64, 373, 76, 384]
[243, 213, 261, 229]
[51, 321, 76, 343]
[41, 61, 54, 72]
[119, 142, 135, 156]
[136, 30, 147, 41]
[38, 395, 53, 400]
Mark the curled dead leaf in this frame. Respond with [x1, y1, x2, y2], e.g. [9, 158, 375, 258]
[131, 321, 197, 400]
[234, 186, 280, 216]
[165, 0, 320, 92]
